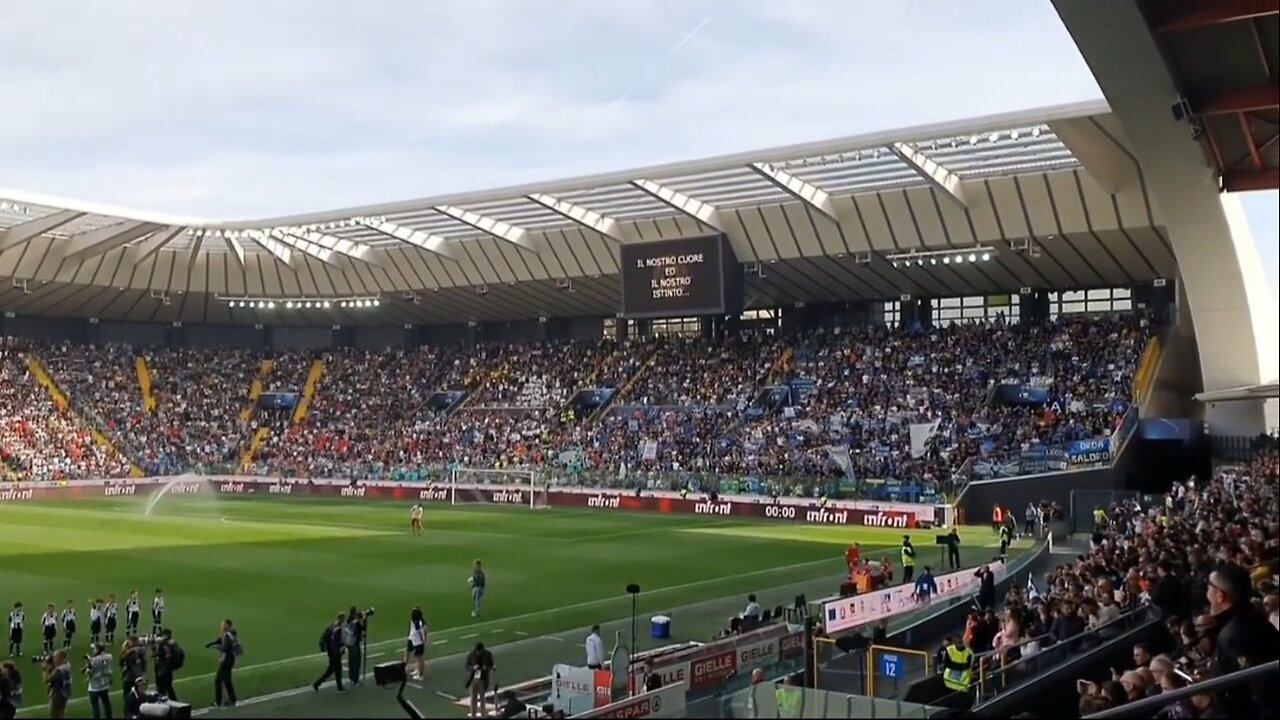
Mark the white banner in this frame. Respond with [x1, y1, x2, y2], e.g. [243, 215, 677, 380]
[909, 420, 941, 459]
[821, 562, 1007, 635]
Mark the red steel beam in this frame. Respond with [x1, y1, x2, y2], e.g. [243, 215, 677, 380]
[1223, 168, 1280, 192]
[1155, 0, 1279, 32]
[1199, 85, 1280, 116]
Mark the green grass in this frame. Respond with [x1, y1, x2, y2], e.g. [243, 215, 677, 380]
[1, 495, 1016, 717]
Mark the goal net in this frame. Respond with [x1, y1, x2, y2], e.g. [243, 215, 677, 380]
[449, 467, 546, 509]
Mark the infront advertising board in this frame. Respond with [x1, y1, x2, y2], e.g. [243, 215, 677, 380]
[0, 477, 919, 528]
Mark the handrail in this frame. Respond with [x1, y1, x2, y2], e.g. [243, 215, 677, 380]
[979, 605, 1149, 683]
[1084, 661, 1278, 719]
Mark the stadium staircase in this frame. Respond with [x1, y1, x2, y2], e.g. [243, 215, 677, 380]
[134, 355, 157, 413]
[240, 358, 275, 422]
[240, 427, 271, 470]
[291, 358, 325, 424]
[586, 344, 659, 425]
[23, 353, 145, 478]
[1131, 336, 1163, 410]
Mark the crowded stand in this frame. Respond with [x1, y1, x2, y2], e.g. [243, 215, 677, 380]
[946, 450, 1279, 717]
[1, 311, 1150, 488]
[0, 340, 132, 481]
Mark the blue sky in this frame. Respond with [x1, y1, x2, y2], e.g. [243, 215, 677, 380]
[0, 0, 1275, 294]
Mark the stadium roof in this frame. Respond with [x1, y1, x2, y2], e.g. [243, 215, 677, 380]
[0, 99, 1179, 326]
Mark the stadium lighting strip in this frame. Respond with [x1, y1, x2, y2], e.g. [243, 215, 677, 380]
[189, 219, 364, 240]
[885, 246, 995, 268]
[218, 296, 383, 310]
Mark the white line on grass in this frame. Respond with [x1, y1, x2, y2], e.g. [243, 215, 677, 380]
[21, 554, 846, 716]
[435, 691, 460, 701]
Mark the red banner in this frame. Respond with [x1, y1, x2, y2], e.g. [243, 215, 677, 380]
[0, 479, 916, 528]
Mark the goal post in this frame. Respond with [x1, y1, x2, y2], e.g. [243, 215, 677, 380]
[448, 467, 545, 509]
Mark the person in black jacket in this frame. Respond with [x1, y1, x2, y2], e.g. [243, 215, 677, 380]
[465, 642, 495, 719]
[1207, 565, 1280, 717]
[1149, 561, 1185, 620]
[345, 607, 367, 687]
[313, 613, 346, 693]
[206, 619, 238, 708]
[123, 677, 158, 719]
[975, 566, 995, 611]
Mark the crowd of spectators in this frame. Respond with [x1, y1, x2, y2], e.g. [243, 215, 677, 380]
[0, 340, 131, 481]
[1, 311, 1151, 487]
[949, 449, 1278, 718]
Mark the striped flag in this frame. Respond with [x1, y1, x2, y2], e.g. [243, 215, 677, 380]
[1027, 575, 1043, 604]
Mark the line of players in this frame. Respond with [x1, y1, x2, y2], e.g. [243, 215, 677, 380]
[8, 590, 165, 657]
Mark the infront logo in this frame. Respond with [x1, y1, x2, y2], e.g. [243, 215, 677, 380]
[419, 488, 449, 501]
[218, 483, 245, 494]
[168, 483, 201, 494]
[587, 495, 621, 509]
[104, 485, 137, 497]
[0, 488, 35, 502]
[863, 512, 910, 528]
[804, 509, 850, 525]
[340, 486, 367, 498]
[268, 484, 293, 495]
[491, 491, 524, 504]
[693, 501, 732, 516]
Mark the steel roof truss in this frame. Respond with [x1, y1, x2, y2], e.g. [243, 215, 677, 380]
[432, 204, 541, 252]
[888, 142, 969, 208]
[629, 179, 726, 232]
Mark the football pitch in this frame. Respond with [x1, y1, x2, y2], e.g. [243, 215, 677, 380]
[1, 495, 1017, 717]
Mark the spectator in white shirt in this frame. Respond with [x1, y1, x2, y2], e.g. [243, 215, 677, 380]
[585, 625, 604, 670]
[741, 595, 762, 621]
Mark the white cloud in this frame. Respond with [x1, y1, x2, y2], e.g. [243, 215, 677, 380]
[1, 0, 1099, 218]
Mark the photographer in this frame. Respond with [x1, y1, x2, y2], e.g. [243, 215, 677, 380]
[118, 636, 147, 710]
[123, 678, 158, 720]
[205, 618, 239, 708]
[153, 629, 183, 701]
[464, 641, 494, 720]
[345, 606, 370, 687]
[43, 650, 72, 720]
[86, 642, 114, 720]
[0, 661, 21, 720]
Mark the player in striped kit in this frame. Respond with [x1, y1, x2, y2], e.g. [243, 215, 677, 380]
[41, 603, 57, 654]
[104, 593, 119, 644]
[152, 589, 165, 634]
[61, 600, 77, 650]
[8, 602, 23, 657]
[89, 599, 104, 646]
[125, 591, 141, 635]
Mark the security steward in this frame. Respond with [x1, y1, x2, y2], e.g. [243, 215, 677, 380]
[900, 535, 917, 584]
[775, 675, 803, 719]
[940, 635, 976, 706]
[1092, 506, 1109, 531]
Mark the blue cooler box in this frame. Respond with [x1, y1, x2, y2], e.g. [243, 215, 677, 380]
[650, 615, 671, 639]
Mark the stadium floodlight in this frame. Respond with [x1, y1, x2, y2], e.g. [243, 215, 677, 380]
[943, 256, 951, 265]
[982, 252, 991, 261]
[968, 253, 977, 263]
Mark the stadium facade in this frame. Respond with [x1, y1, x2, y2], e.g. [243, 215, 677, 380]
[1, 97, 1275, 436]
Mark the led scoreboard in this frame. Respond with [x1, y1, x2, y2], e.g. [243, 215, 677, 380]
[619, 235, 743, 318]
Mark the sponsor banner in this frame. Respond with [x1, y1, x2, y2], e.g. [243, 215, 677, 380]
[1064, 437, 1113, 466]
[575, 682, 686, 719]
[552, 664, 613, 712]
[554, 493, 917, 528]
[822, 562, 1007, 635]
[1, 478, 915, 528]
[628, 624, 804, 705]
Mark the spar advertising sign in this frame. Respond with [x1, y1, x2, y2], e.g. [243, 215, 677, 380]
[575, 683, 687, 719]
[2, 478, 920, 529]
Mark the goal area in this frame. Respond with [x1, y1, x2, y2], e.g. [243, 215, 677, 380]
[448, 467, 547, 509]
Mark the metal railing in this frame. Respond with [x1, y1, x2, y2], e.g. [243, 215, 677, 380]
[971, 606, 1152, 701]
[1084, 661, 1278, 719]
